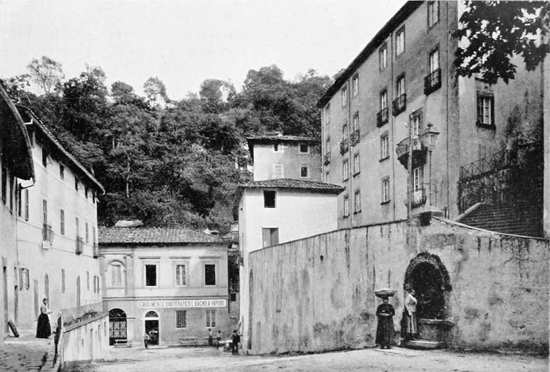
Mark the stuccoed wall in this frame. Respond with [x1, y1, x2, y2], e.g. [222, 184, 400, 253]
[247, 218, 549, 354]
[62, 313, 109, 363]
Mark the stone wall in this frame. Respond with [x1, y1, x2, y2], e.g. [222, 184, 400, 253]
[247, 218, 549, 354]
[62, 312, 109, 364]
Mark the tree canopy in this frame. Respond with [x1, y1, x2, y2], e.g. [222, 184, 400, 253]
[3, 58, 331, 231]
[453, 0, 550, 84]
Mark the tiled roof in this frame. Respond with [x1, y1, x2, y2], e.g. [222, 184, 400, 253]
[99, 227, 225, 245]
[246, 135, 317, 143]
[239, 178, 344, 194]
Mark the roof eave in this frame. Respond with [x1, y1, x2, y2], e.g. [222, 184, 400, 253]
[22, 109, 105, 193]
[317, 1, 423, 108]
[0, 83, 35, 180]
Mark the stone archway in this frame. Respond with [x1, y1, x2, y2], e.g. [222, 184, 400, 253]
[404, 252, 451, 320]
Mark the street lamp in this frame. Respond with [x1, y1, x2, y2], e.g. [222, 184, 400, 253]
[421, 123, 440, 209]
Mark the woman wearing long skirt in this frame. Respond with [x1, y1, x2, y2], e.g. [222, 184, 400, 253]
[375, 297, 395, 349]
[403, 288, 418, 341]
[36, 298, 51, 338]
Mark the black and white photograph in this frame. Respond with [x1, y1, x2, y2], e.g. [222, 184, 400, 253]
[0, 0, 548, 371]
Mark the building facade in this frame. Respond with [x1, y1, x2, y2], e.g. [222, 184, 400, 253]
[319, 1, 544, 235]
[247, 135, 321, 181]
[99, 227, 233, 346]
[238, 178, 342, 351]
[0, 84, 34, 341]
[14, 109, 105, 331]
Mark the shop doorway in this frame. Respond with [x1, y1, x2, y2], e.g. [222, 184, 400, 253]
[144, 311, 159, 345]
[108, 308, 127, 345]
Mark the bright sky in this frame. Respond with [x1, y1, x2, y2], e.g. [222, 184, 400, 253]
[0, 0, 405, 100]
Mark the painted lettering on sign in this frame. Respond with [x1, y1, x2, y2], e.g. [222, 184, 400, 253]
[137, 299, 227, 308]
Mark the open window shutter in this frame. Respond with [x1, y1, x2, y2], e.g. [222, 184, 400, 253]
[490, 96, 495, 126]
[476, 94, 482, 124]
[272, 229, 279, 245]
[262, 228, 270, 247]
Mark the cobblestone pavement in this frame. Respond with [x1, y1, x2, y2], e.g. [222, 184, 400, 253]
[0, 331, 58, 372]
[72, 345, 547, 372]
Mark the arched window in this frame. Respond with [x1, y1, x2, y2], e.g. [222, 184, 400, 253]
[108, 262, 125, 288]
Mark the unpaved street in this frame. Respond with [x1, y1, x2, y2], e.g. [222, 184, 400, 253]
[71, 346, 547, 372]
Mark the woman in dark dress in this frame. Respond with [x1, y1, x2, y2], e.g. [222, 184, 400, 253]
[36, 298, 51, 338]
[375, 297, 395, 349]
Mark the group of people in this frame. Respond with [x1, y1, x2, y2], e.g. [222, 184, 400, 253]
[375, 286, 418, 349]
[208, 328, 241, 354]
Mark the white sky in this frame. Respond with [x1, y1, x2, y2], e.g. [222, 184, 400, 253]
[0, 0, 405, 100]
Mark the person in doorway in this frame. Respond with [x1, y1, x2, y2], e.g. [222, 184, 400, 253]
[216, 330, 222, 348]
[144, 331, 151, 349]
[231, 330, 240, 355]
[36, 298, 52, 338]
[208, 328, 213, 346]
[403, 287, 418, 341]
[375, 297, 395, 349]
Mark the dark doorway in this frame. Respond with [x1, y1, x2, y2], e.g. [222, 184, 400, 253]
[144, 311, 159, 345]
[404, 253, 451, 320]
[109, 308, 127, 345]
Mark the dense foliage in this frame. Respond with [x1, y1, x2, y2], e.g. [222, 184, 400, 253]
[453, 0, 549, 84]
[4, 61, 331, 231]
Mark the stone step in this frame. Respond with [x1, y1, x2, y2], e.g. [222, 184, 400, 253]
[404, 339, 445, 350]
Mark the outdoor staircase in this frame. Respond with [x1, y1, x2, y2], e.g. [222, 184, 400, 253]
[458, 202, 542, 237]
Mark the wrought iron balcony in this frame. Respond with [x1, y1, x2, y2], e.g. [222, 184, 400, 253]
[76, 236, 84, 255]
[424, 68, 441, 95]
[411, 187, 427, 208]
[350, 130, 360, 146]
[395, 136, 427, 169]
[339, 139, 349, 155]
[323, 152, 331, 165]
[392, 94, 407, 116]
[376, 108, 389, 127]
[42, 224, 54, 249]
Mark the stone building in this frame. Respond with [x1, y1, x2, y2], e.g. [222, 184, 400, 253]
[0, 84, 34, 341]
[99, 227, 234, 346]
[237, 178, 343, 345]
[318, 1, 545, 236]
[14, 108, 105, 331]
[247, 135, 321, 181]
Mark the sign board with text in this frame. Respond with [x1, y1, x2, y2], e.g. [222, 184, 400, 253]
[136, 299, 227, 309]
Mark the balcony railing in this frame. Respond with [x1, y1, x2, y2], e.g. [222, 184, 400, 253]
[350, 130, 360, 146]
[76, 237, 84, 255]
[392, 94, 407, 116]
[424, 68, 441, 95]
[42, 224, 54, 249]
[411, 187, 427, 208]
[376, 108, 389, 127]
[339, 139, 349, 155]
[323, 152, 331, 165]
[395, 136, 427, 169]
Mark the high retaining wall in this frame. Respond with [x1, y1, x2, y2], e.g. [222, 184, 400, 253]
[248, 218, 549, 354]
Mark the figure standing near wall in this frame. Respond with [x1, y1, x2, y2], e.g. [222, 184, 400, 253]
[208, 328, 213, 346]
[36, 298, 51, 338]
[231, 330, 240, 355]
[402, 287, 418, 341]
[376, 297, 395, 349]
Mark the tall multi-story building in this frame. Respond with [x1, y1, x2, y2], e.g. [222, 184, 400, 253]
[247, 134, 321, 181]
[0, 85, 34, 341]
[99, 227, 233, 346]
[14, 108, 105, 330]
[318, 1, 544, 236]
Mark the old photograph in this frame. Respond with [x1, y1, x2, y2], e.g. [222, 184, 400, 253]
[0, 0, 548, 371]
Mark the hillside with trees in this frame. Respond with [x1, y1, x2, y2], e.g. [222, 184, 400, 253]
[4, 59, 331, 231]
